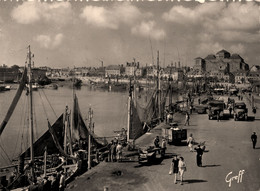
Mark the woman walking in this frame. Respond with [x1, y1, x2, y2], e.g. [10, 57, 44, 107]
[178, 157, 186, 185]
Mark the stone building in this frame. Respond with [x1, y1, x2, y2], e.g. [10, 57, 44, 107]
[194, 50, 249, 74]
[125, 61, 143, 77]
[105, 65, 121, 77]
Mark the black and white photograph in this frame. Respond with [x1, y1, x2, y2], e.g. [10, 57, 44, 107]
[0, 0, 259, 190]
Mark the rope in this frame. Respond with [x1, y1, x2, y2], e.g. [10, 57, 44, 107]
[20, 96, 29, 154]
[38, 90, 50, 121]
[40, 89, 58, 118]
[12, 94, 27, 159]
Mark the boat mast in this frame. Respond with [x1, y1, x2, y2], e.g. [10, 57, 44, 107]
[28, 45, 35, 181]
[88, 107, 93, 170]
[169, 62, 173, 108]
[127, 79, 132, 142]
[157, 51, 161, 123]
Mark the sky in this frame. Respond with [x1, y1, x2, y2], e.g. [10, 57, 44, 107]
[0, 1, 259, 69]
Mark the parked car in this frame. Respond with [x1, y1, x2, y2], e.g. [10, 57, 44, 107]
[208, 100, 225, 120]
[233, 102, 248, 121]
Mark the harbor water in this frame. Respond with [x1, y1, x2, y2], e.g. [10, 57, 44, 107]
[0, 85, 128, 166]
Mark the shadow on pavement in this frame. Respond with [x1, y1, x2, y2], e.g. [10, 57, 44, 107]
[202, 164, 221, 167]
[163, 153, 178, 159]
[134, 157, 164, 168]
[183, 179, 208, 184]
[254, 147, 260, 149]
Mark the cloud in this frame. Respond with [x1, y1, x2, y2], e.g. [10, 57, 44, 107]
[229, 43, 246, 54]
[11, 1, 72, 25]
[80, 3, 151, 29]
[162, 2, 259, 33]
[162, 3, 225, 26]
[216, 3, 259, 31]
[131, 21, 166, 40]
[34, 33, 64, 49]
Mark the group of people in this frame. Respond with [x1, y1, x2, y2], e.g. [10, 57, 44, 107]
[170, 155, 186, 185]
[27, 171, 66, 191]
[153, 136, 167, 156]
[108, 140, 123, 162]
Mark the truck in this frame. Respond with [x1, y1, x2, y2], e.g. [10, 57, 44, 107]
[233, 102, 248, 121]
[162, 123, 187, 145]
[208, 100, 225, 120]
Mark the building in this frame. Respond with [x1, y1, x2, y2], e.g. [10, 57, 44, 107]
[125, 61, 142, 77]
[233, 70, 249, 84]
[161, 67, 184, 81]
[247, 65, 260, 83]
[105, 65, 121, 77]
[0, 66, 20, 82]
[195, 50, 249, 75]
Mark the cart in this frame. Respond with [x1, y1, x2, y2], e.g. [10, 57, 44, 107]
[162, 123, 187, 145]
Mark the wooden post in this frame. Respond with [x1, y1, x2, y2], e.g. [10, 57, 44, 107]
[43, 147, 47, 177]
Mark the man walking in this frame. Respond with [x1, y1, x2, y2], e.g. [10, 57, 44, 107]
[194, 145, 204, 167]
[184, 112, 190, 126]
[251, 132, 257, 149]
[161, 139, 167, 157]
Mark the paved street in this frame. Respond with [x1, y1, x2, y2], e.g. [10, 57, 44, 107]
[66, 96, 260, 191]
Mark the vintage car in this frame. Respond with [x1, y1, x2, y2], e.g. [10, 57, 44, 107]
[208, 100, 225, 120]
[194, 104, 208, 114]
[233, 102, 248, 121]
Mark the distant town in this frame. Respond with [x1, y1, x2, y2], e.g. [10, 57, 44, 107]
[0, 49, 259, 86]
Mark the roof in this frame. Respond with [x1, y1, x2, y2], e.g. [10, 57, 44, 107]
[106, 65, 120, 70]
[230, 54, 242, 59]
[195, 57, 203, 60]
[204, 54, 216, 60]
[216, 49, 230, 55]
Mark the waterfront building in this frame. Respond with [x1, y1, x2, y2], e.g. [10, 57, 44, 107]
[105, 65, 121, 77]
[125, 61, 143, 77]
[194, 50, 249, 74]
[233, 70, 249, 84]
[161, 67, 184, 81]
[146, 66, 158, 78]
[0, 66, 20, 82]
[247, 65, 260, 83]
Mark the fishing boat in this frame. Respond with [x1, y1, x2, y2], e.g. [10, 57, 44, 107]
[127, 51, 168, 142]
[0, 46, 107, 190]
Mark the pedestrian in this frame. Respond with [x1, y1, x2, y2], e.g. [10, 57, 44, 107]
[216, 110, 220, 122]
[194, 145, 204, 167]
[198, 98, 201, 105]
[251, 132, 257, 149]
[178, 157, 186, 185]
[252, 107, 256, 115]
[187, 134, 195, 152]
[161, 139, 167, 157]
[184, 112, 190, 126]
[154, 136, 160, 148]
[171, 155, 179, 184]
[59, 171, 65, 191]
[110, 142, 116, 162]
[189, 105, 193, 114]
[116, 142, 123, 162]
[228, 105, 232, 117]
